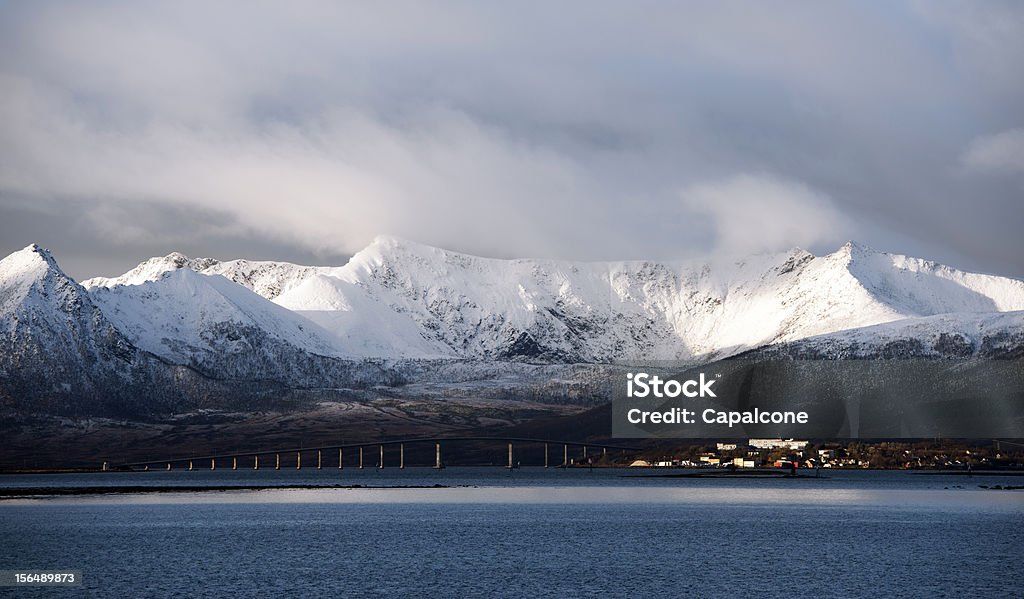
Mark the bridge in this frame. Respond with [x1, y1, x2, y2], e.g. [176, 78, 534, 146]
[114, 436, 642, 471]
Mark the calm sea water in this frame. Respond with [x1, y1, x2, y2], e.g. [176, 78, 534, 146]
[1, 469, 1022, 598]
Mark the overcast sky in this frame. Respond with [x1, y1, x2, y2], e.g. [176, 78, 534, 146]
[1, 1, 1022, 280]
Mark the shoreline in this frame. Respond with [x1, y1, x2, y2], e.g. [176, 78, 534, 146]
[0, 483, 452, 498]
[4, 467, 1024, 475]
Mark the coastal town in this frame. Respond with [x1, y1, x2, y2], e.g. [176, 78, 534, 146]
[629, 439, 1024, 470]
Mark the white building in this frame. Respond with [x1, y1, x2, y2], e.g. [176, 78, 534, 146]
[748, 438, 808, 450]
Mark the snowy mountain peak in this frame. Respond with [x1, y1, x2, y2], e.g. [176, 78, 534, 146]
[841, 239, 870, 252]
[824, 243, 1024, 315]
[3, 243, 58, 271]
[345, 235, 469, 277]
[0, 244, 71, 311]
[829, 239, 875, 263]
[83, 252, 220, 289]
[84, 252, 331, 301]
[88, 267, 348, 363]
[0, 242, 137, 380]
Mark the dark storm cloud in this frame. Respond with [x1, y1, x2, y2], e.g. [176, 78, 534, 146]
[0, 1, 1022, 280]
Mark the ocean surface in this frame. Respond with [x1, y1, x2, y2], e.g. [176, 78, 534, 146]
[1, 469, 1022, 598]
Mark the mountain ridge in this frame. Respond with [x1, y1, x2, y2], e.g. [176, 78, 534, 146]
[3, 239, 1023, 417]
[45, 237, 1024, 361]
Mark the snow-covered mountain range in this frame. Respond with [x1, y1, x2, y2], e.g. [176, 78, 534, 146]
[82, 236, 1024, 360]
[3, 236, 1023, 415]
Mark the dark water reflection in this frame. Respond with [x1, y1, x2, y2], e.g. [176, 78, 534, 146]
[1, 470, 1021, 597]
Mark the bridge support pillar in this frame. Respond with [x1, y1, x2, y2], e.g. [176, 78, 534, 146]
[400, 444, 405, 469]
[434, 442, 443, 469]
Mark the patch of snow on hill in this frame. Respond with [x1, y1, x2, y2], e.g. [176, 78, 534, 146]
[88, 269, 346, 362]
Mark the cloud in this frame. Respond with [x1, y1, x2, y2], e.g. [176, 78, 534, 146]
[0, 2, 1022, 278]
[681, 174, 843, 256]
[0, 81, 604, 259]
[914, 2, 1024, 99]
[962, 128, 1024, 173]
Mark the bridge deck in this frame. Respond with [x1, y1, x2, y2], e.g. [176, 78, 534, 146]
[120, 436, 641, 468]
